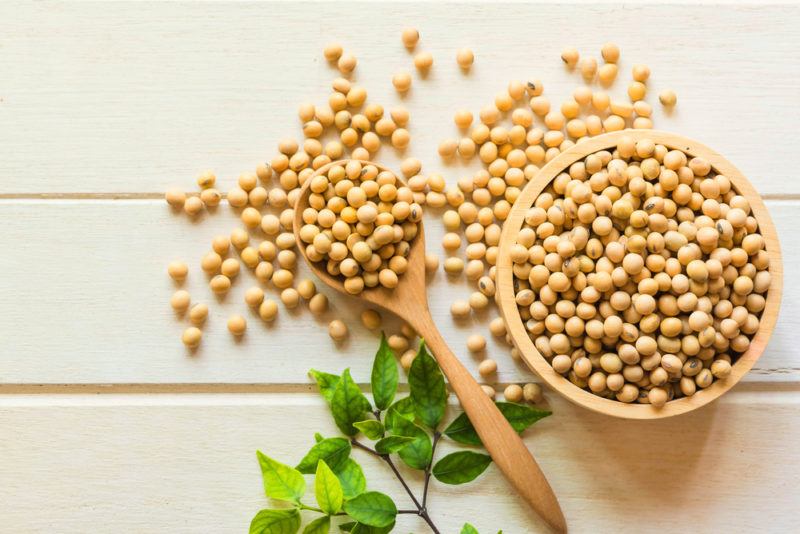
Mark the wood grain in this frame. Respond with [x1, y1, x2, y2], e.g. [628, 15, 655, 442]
[1, 2, 799, 532]
[0, 198, 798, 385]
[1, 389, 799, 533]
[0, 3, 798, 195]
[497, 130, 782, 419]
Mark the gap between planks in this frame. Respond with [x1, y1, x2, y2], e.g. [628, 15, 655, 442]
[1, 380, 798, 396]
[0, 382, 373, 395]
[1, 383, 799, 411]
[2, 193, 800, 200]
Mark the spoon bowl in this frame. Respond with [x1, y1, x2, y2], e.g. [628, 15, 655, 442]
[293, 161, 428, 317]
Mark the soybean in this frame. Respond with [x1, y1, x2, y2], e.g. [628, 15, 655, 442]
[329, 319, 348, 341]
[227, 314, 247, 336]
[167, 261, 188, 282]
[182, 327, 202, 348]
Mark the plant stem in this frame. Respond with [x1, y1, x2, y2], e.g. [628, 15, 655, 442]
[422, 431, 441, 510]
[299, 503, 323, 513]
[419, 509, 440, 533]
[299, 503, 346, 516]
[351, 439, 441, 534]
[351, 439, 379, 456]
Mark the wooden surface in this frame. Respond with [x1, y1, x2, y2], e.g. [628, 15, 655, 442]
[2, 2, 800, 533]
[497, 130, 783, 419]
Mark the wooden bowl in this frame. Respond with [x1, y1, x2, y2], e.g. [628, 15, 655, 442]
[496, 130, 783, 419]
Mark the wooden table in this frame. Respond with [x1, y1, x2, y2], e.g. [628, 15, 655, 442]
[1, 2, 798, 532]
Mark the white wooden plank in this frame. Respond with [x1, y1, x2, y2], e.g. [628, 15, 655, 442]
[0, 2, 798, 195]
[1, 389, 798, 533]
[0, 198, 796, 385]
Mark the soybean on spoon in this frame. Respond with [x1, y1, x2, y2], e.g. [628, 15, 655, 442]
[294, 159, 567, 533]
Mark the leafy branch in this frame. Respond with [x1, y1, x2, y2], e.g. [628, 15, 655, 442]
[250, 335, 551, 534]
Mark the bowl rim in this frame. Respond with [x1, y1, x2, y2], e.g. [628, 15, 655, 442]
[496, 129, 783, 420]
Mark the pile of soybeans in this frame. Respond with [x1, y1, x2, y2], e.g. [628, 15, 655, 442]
[508, 135, 770, 406]
[162, 33, 744, 407]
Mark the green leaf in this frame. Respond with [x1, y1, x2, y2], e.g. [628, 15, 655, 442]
[374, 435, 415, 454]
[249, 508, 301, 534]
[343, 491, 397, 528]
[385, 408, 432, 470]
[494, 402, 551, 432]
[296, 437, 351, 474]
[432, 451, 492, 485]
[353, 420, 385, 440]
[309, 369, 341, 402]
[386, 396, 416, 422]
[408, 342, 447, 429]
[257, 451, 306, 503]
[351, 523, 395, 534]
[315, 460, 344, 515]
[331, 369, 372, 436]
[444, 402, 551, 446]
[371, 334, 399, 410]
[314, 433, 324, 443]
[443, 412, 479, 445]
[333, 458, 366, 499]
[338, 522, 356, 532]
[302, 516, 330, 534]
[461, 524, 480, 534]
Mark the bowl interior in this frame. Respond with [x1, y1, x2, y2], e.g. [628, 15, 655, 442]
[496, 130, 783, 419]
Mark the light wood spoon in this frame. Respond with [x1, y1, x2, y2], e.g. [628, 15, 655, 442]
[294, 159, 567, 533]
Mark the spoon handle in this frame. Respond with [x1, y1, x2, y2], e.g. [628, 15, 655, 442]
[411, 317, 567, 533]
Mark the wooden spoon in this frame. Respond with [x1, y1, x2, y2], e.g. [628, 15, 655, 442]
[294, 159, 567, 533]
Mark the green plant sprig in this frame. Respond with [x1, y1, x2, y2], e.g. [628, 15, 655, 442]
[250, 335, 551, 534]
